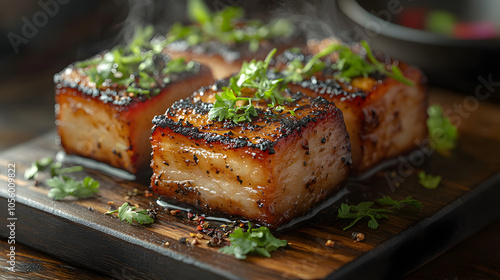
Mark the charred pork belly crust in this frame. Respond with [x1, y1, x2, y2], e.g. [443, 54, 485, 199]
[276, 41, 428, 172]
[150, 89, 352, 227]
[55, 64, 214, 174]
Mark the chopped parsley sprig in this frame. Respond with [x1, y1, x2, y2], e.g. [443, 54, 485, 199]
[75, 26, 197, 98]
[282, 40, 414, 86]
[106, 202, 155, 225]
[337, 196, 422, 230]
[46, 176, 100, 200]
[208, 90, 257, 123]
[24, 156, 54, 180]
[418, 171, 442, 189]
[361, 41, 414, 86]
[219, 224, 287, 259]
[208, 48, 290, 123]
[427, 105, 458, 154]
[167, 0, 294, 52]
[24, 157, 100, 200]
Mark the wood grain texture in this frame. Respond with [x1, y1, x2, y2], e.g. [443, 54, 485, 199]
[0, 91, 499, 279]
[0, 239, 112, 280]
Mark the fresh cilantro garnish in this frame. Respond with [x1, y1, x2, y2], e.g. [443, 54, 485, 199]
[208, 48, 290, 123]
[24, 157, 84, 180]
[106, 202, 154, 225]
[332, 43, 376, 83]
[376, 195, 423, 209]
[337, 202, 392, 230]
[427, 105, 458, 154]
[232, 48, 288, 107]
[75, 26, 196, 98]
[49, 162, 84, 177]
[219, 224, 287, 259]
[167, 0, 294, 52]
[24, 156, 53, 180]
[25, 157, 100, 200]
[337, 196, 422, 230]
[361, 41, 415, 86]
[418, 171, 442, 189]
[281, 44, 337, 84]
[281, 41, 414, 86]
[46, 176, 100, 200]
[208, 89, 257, 123]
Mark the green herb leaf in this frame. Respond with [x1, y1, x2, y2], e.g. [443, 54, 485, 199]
[219, 224, 287, 259]
[50, 162, 84, 177]
[167, 1, 293, 52]
[208, 48, 287, 123]
[188, 0, 211, 25]
[107, 202, 154, 225]
[24, 156, 53, 180]
[76, 25, 196, 98]
[337, 202, 392, 230]
[338, 196, 422, 230]
[376, 195, 423, 210]
[361, 40, 415, 86]
[46, 176, 100, 200]
[332, 44, 375, 83]
[209, 89, 257, 123]
[418, 171, 442, 189]
[427, 105, 458, 154]
[281, 41, 413, 86]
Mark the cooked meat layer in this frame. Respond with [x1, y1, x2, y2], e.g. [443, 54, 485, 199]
[150, 87, 352, 227]
[55, 64, 214, 174]
[274, 39, 428, 172]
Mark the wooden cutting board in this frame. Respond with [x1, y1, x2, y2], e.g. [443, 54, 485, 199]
[1, 91, 500, 280]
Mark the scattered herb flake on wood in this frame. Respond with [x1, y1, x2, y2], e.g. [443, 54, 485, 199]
[219, 224, 287, 259]
[106, 202, 154, 225]
[418, 171, 442, 189]
[427, 104, 458, 154]
[337, 196, 422, 230]
[46, 176, 100, 200]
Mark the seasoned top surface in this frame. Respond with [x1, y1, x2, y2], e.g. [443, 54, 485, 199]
[152, 82, 340, 153]
[54, 61, 203, 107]
[270, 48, 382, 103]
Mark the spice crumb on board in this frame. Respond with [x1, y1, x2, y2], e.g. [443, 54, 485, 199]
[325, 240, 335, 247]
[352, 232, 365, 242]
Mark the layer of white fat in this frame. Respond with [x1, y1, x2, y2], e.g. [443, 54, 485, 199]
[58, 95, 133, 170]
[154, 140, 268, 216]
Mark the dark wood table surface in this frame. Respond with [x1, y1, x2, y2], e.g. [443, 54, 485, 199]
[0, 65, 499, 279]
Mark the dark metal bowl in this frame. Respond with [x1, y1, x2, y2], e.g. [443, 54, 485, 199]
[337, 0, 500, 97]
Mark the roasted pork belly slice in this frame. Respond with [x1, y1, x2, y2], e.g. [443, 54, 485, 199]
[150, 89, 352, 227]
[55, 65, 214, 174]
[276, 41, 428, 172]
[293, 68, 427, 172]
[165, 39, 298, 80]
